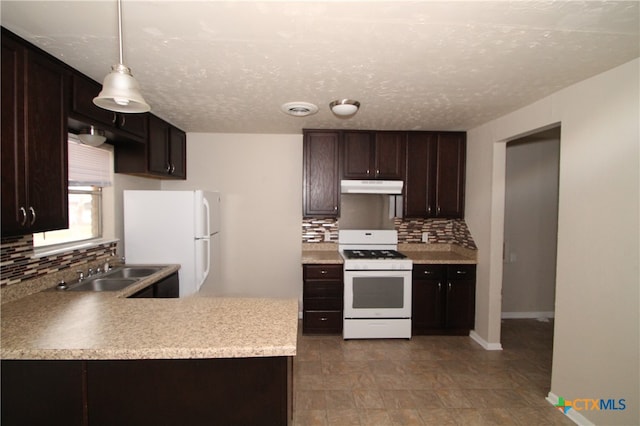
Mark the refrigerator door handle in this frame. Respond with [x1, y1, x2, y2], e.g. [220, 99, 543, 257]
[200, 237, 211, 290]
[202, 197, 211, 237]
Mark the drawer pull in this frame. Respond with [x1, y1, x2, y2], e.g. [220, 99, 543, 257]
[320, 270, 328, 274]
[423, 270, 433, 275]
[455, 270, 467, 275]
[320, 317, 328, 321]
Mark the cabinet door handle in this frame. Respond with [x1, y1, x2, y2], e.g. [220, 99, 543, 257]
[120, 115, 125, 127]
[29, 207, 36, 226]
[320, 270, 328, 275]
[319, 317, 328, 321]
[19, 207, 27, 226]
[427, 206, 432, 214]
[423, 270, 433, 275]
[438, 282, 441, 291]
[448, 282, 452, 291]
[334, 206, 338, 211]
[112, 113, 118, 125]
[166, 163, 172, 173]
[170, 164, 176, 174]
[437, 205, 441, 215]
[455, 270, 467, 275]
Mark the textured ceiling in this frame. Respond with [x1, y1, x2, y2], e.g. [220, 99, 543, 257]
[2, 1, 638, 134]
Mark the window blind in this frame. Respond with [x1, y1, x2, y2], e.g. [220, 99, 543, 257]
[68, 135, 112, 187]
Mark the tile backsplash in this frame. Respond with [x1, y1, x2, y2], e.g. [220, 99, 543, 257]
[302, 217, 476, 250]
[0, 235, 117, 288]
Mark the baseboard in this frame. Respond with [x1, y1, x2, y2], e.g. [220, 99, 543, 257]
[546, 392, 595, 426]
[469, 330, 503, 350]
[501, 311, 555, 319]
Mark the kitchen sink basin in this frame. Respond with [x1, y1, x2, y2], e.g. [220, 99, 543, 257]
[60, 265, 166, 292]
[105, 267, 164, 279]
[68, 278, 138, 292]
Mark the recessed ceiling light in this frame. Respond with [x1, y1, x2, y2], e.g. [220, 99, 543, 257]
[281, 102, 319, 117]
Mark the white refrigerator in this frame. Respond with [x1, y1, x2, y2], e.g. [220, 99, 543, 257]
[123, 190, 221, 297]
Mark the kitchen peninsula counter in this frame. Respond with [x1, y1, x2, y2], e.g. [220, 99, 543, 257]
[2, 280, 297, 425]
[1, 274, 298, 360]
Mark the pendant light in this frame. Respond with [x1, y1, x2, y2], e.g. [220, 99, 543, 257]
[93, 0, 150, 113]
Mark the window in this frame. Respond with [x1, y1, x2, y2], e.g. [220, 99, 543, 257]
[33, 135, 112, 248]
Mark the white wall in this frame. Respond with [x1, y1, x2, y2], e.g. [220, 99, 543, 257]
[502, 131, 559, 316]
[466, 59, 639, 425]
[161, 133, 303, 299]
[110, 173, 161, 257]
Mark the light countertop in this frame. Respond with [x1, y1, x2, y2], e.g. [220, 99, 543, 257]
[302, 243, 477, 265]
[1, 266, 298, 361]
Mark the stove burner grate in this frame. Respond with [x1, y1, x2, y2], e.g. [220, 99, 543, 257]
[343, 249, 407, 260]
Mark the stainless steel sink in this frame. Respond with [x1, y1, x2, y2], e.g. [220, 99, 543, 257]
[63, 265, 165, 292]
[68, 278, 138, 292]
[105, 267, 164, 279]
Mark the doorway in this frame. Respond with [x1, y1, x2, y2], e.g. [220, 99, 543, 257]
[502, 127, 560, 320]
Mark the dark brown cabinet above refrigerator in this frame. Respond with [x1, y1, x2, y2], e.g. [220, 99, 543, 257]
[114, 114, 187, 180]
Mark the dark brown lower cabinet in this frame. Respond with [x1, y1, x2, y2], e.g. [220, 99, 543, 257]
[302, 264, 343, 334]
[2, 356, 292, 426]
[0, 360, 86, 426]
[128, 272, 179, 298]
[412, 264, 476, 335]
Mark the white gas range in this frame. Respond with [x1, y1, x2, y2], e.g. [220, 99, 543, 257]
[338, 230, 413, 339]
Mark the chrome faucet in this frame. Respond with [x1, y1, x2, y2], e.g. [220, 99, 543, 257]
[77, 271, 85, 281]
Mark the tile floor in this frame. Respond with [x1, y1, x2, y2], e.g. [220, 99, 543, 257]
[293, 319, 575, 425]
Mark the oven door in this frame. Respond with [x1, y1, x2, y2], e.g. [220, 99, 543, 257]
[344, 269, 411, 319]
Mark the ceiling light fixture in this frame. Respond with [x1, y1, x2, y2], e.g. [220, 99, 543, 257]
[330, 99, 360, 117]
[281, 102, 319, 117]
[78, 126, 107, 147]
[93, 0, 150, 113]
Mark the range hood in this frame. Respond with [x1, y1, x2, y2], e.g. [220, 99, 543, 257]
[340, 180, 403, 194]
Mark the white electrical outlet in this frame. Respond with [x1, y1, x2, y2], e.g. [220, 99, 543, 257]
[422, 232, 429, 243]
[324, 230, 331, 242]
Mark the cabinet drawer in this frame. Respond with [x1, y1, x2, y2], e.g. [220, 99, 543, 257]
[412, 264, 446, 280]
[447, 265, 476, 280]
[303, 281, 343, 299]
[303, 264, 342, 280]
[303, 310, 342, 334]
[303, 297, 343, 311]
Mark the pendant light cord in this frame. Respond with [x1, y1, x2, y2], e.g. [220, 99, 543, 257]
[117, 0, 124, 65]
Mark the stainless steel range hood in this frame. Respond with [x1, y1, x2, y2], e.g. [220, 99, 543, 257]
[340, 180, 403, 194]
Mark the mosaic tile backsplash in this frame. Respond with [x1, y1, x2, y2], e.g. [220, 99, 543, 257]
[0, 235, 117, 288]
[302, 217, 477, 250]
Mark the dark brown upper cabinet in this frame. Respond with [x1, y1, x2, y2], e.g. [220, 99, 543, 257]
[115, 114, 186, 179]
[404, 131, 466, 218]
[303, 130, 341, 217]
[148, 115, 186, 178]
[342, 131, 406, 180]
[1, 28, 69, 237]
[68, 72, 147, 142]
